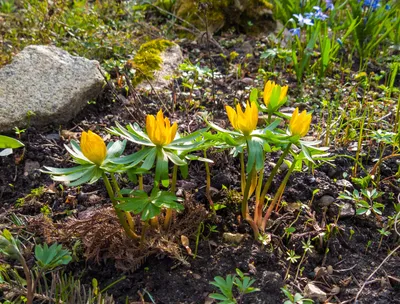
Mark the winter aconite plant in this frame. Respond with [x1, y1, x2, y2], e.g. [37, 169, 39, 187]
[204, 84, 329, 239]
[43, 109, 211, 243]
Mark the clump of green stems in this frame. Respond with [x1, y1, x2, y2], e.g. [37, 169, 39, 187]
[0, 229, 72, 304]
[43, 111, 213, 246]
[205, 87, 329, 240]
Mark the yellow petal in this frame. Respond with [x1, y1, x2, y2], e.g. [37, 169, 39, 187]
[146, 114, 156, 143]
[263, 81, 274, 106]
[226, 105, 238, 130]
[289, 108, 312, 137]
[250, 101, 258, 130]
[169, 122, 178, 144]
[289, 108, 299, 131]
[147, 109, 178, 146]
[280, 85, 288, 102]
[80, 130, 107, 166]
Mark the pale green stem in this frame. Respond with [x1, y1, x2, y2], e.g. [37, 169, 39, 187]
[257, 144, 291, 226]
[204, 149, 215, 212]
[241, 165, 259, 239]
[110, 173, 135, 231]
[240, 152, 246, 195]
[164, 164, 178, 230]
[138, 174, 143, 191]
[102, 172, 139, 239]
[261, 159, 297, 231]
[253, 168, 264, 226]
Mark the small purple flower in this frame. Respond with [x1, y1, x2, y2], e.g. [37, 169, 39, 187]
[313, 6, 329, 20]
[325, 0, 334, 10]
[293, 14, 314, 27]
[289, 28, 301, 37]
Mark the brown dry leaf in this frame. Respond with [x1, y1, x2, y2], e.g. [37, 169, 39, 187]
[339, 276, 352, 287]
[181, 235, 193, 255]
[65, 194, 77, 206]
[60, 129, 79, 141]
[46, 183, 57, 194]
[330, 285, 340, 295]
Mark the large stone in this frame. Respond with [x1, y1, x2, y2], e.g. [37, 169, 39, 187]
[0, 45, 104, 132]
[136, 44, 184, 91]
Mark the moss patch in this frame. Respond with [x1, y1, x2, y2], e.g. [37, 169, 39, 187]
[128, 39, 175, 87]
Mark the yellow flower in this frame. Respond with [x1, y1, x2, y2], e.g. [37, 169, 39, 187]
[225, 101, 258, 136]
[146, 109, 177, 146]
[263, 81, 288, 107]
[289, 108, 312, 137]
[80, 131, 107, 166]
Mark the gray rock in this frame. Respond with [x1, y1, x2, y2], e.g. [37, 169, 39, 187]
[0, 45, 104, 132]
[260, 271, 283, 292]
[339, 202, 355, 218]
[222, 232, 246, 244]
[304, 282, 327, 302]
[23, 160, 40, 177]
[137, 44, 183, 91]
[318, 195, 335, 207]
[336, 179, 353, 189]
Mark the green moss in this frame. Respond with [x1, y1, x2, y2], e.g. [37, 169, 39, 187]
[129, 39, 175, 87]
[259, 0, 274, 10]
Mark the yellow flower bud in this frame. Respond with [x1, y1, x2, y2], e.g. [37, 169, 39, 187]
[146, 110, 177, 146]
[80, 131, 107, 166]
[225, 101, 258, 136]
[263, 81, 288, 108]
[289, 108, 312, 138]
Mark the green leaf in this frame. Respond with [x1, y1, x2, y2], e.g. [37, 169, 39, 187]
[116, 190, 182, 221]
[0, 135, 24, 149]
[209, 294, 230, 301]
[68, 166, 101, 187]
[249, 88, 259, 103]
[106, 140, 126, 158]
[165, 151, 187, 166]
[246, 137, 265, 172]
[141, 148, 157, 170]
[34, 243, 72, 270]
[110, 148, 151, 167]
[41, 165, 88, 175]
[180, 164, 188, 179]
[156, 149, 169, 187]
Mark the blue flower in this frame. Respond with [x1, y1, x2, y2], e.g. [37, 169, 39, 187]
[325, 0, 334, 10]
[293, 14, 314, 27]
[360, 0, 381, 9]
[312, 6, 329, 20]
[289, 28, 301, 37]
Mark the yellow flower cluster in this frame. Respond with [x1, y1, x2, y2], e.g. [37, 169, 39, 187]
[146, 110, 177, 146]
[225, 101, 258, 136]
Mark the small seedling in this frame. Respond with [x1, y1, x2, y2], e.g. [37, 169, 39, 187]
[285, 250, 301, 280]
[377, 228, 391, 251]
[209, 268, 259, 303]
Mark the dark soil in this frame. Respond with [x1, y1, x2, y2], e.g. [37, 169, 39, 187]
[0, 32, 399, 304]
